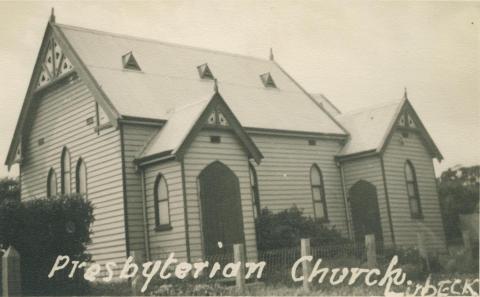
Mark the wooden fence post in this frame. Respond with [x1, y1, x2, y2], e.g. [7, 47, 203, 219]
[300, 238, 311, 292]
[416, 232, 430, 271]
[234, 243, 246, 294]
[131, 250, 145, 296]
[365, 234, 377, 268]
[2, 246, 22, 297]
[461, 230, 472, 260]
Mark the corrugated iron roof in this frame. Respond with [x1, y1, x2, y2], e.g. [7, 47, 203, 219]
[57, 23, 346, 135]
[336, 98, 405, 156]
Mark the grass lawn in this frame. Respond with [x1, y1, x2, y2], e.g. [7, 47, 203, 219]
[88, 272, 479, 296]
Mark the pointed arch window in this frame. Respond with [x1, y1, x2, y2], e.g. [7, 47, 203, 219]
[249, 163, 261, 218]
[154, 174, 171, 230]
[76, 158, 87, 197]
[61, 147, 71, 195]
[47, 168, 57, 197]
[405, 161, 422, 218]
[310, 164, 328, 221]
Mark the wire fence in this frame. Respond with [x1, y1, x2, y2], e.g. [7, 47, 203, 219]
[195, 238, 461, 284]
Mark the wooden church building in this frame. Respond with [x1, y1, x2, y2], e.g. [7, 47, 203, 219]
[5, 14, 447, 266]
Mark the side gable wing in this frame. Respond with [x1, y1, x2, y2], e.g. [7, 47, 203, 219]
[5, 21, 121, 167]
[176, 93, 263, 164]
[136, 92, 263, 166]
[380, 99, 443, 161]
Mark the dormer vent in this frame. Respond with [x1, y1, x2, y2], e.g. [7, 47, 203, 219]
[197, 63, 214, 80]
[122, 51, 141, 71]
[260, 72, 276, 88]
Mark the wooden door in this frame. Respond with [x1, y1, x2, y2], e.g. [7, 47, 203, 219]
[349, 180, 384, 244]
[199, 162, 245, 257]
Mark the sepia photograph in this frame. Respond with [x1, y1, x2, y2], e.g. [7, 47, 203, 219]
[0, 1, 478, 296]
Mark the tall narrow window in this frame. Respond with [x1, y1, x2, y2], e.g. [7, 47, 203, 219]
[154, 174, 171, 230]
[76, 158, 87, 197]
[405, 160, 422, 218]
[310, 164, 328, 220]
[61, 147, 71, 195]
[249, 163, 261, 218]
[47, 168, 57, 197]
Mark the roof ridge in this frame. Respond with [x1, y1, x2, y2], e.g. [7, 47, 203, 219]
[55, 23, 272, 63]
[310, 93, 342, 114]
[338, 97, 404, 117]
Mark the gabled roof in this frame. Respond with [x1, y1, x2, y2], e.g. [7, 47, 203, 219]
[336, 97, 443, 161]
[135, 92, 263, 165]
[6, 20, 348, 167]
[5, 20, 120, 167]
[55, 23, 347, 135]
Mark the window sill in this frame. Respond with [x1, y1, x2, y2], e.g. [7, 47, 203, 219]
[155, 224, 172, 232]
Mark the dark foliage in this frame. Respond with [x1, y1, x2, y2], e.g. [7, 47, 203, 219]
[255, 206, 350, 250]
[0, 177, 20, 203]
[437, 165, 479, 242]
[0, 194, 94, 295]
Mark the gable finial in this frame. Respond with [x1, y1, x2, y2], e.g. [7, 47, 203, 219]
[213, 78, 219, 93]
[403, 86, 408, 99]
[50, 7, 56, 23]
[269, 48, 274, 61]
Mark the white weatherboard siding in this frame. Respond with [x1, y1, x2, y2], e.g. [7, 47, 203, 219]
[250, 134, 348, 236]
[121, 124, 160, 255]
[144, 160, 187, 260]
[341, 156, 393, 245]
[20, 77, 127, 266]
[383, 131, 446, 250]
[183, 129, 258, 262]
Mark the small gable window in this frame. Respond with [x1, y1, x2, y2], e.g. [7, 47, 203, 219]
[249, 162, 261, 219]
[205, 108, 229, 127]
[122, 51, 141, 71]
[260, 72, 276, 88]
[398, 114, 406, 127]
[407, 114, 417, 128]
[310, 164, 328, 221]
[197, 63, 214, 80]
[47, 168, 58, 197]
[76, 158, 87, 198]
[405, 160, 422, 218]
[61, 147, 71, 195]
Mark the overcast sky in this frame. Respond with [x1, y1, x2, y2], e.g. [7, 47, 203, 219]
[0, 1, 478, 178]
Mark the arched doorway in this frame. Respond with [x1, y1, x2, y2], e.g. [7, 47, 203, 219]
[199, 161, 245, 257]
[349, 180, 384, 245]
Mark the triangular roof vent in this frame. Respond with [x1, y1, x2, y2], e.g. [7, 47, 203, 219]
[197, 63, 214, 79]
[260, 72, 276, 88]
[122, 51, 141, 71]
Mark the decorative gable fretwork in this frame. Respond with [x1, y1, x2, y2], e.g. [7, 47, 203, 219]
[36, 38, 74, 89]
[205, 107, 230, 127]
[397, 111, 418, 129]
